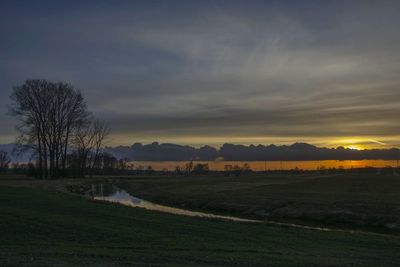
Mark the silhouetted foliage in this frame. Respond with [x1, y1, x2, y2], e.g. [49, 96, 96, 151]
[184, 161, 194, 175]
[175, 166, 183, 175]
[72, 120, 108, 177]
[0, 151, 11, 173]
[9, 80, 89, 178]
[192, 163, 209, 174]
[9, 79, 108, 178]
[223, 164, 252, 177]
[146, 166, 154, 175]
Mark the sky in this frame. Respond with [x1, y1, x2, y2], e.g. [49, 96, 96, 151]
[1, 0, 400, 149]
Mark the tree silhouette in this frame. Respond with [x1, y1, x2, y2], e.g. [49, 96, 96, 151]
[0, 151, 11, 173]
[9, 79, 106, 178]
[72, 119, 108, 177]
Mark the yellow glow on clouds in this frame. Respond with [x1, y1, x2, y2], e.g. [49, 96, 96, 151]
[328, 138, 390, 150]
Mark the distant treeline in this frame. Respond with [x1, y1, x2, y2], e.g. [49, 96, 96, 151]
[103, 142, 400, 161]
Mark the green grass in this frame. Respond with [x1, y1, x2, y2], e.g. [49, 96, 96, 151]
[1, 185, 400, 266]
[115, 174, 400, 232]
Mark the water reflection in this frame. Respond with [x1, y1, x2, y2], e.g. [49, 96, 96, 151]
[89, 184, 259, 223]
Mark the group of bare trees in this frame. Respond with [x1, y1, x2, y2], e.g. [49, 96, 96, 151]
[9, 79, 108, 179]
[68, 120, 108, 177]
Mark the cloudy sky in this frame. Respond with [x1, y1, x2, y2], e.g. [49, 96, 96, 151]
[1, 0, 400, 148]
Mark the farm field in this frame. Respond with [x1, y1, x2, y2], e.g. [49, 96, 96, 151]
[1, 182, 400, 267]
[113, 173, 400, 233]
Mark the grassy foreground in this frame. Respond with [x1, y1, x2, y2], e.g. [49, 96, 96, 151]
[1, 185, 400, 266]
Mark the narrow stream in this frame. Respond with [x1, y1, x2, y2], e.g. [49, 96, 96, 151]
[87, 183, 368, 234]
[88, 184, 260, 223]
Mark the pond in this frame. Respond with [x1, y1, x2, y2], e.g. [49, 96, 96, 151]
[88, 183, 260, 223]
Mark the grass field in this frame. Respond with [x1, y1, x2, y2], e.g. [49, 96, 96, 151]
[1, 184, 400, 267]
[114, 173, 400, 233]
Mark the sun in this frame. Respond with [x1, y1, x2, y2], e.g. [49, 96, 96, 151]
[346, 145, 362, 150]
[332, 138, 375, 150]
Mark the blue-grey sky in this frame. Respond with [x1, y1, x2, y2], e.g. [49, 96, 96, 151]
[1, 0, 400, 148]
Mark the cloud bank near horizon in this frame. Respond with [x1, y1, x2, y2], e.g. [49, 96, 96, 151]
[1, 1, 400, 147]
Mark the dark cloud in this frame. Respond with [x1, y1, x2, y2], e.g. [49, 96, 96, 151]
[1, 0, 400, 147]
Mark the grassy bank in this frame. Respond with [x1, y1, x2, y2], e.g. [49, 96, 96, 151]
[1, 185, 400, 266]
[115, 174, 400, 233]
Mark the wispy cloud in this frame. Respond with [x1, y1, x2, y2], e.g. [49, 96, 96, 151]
[1, 1, 400, 146]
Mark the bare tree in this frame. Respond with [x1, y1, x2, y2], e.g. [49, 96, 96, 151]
[72, 119, 108, 177]
[9, 79, 89, 178]
[184, 161, 194, 175]
[0, 151, 11, 173]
